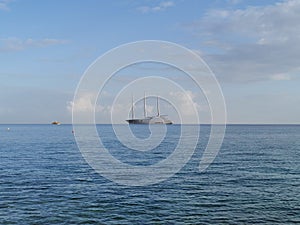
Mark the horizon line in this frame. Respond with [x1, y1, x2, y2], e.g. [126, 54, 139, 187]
[1, 123, 300, 125]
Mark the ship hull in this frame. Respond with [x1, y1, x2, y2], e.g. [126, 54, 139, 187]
[126, 119, 151, 124]
[126, 116, 172, 125]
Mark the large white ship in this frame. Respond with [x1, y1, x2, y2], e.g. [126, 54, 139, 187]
[126, 94, 172, 125]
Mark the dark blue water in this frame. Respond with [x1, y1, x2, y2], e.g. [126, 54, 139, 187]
[0, 124, 299, 224]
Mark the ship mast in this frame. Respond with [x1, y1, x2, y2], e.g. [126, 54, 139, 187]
[131, 95, 134, 119]
[157, 96, 160, 116]
[144, 92, 147, 118]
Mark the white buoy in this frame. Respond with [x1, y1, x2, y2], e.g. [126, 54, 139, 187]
[7, 127, 10, 131]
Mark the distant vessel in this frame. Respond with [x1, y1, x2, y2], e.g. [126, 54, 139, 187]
[51, 121, 61, 125]
[126, 94, 172, 125]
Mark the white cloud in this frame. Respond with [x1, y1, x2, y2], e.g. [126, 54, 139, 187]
[67, 91, 121, 123]
[0, 38, 69, 52]
[188, 0, 300, 83]
[137, 1, 174, 13]
[169, 90, 201, 116]
[202, 0, 300, 45]
[67, 92, 97, 113]
[270, 73, 291, 81]
[68, 92, 111, 114]
[0, 0, 12, 11]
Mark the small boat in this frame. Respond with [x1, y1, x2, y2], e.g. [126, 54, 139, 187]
[51, 121, 61, 125]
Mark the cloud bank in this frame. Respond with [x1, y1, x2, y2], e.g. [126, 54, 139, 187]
[137, 1, 174, 13]
[0, 38, 69, 52]
[0, 0, 12, 11]
[190, 0, 300, 83]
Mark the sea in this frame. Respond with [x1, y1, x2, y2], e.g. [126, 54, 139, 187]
[0, 124, 299, 224]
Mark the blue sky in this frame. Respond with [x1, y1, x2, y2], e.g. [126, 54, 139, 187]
[1, 0, 299, 124]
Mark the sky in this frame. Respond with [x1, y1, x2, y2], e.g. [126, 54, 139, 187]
[0, 0, 299, 124]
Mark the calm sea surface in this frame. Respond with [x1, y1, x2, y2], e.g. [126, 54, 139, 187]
[0, 124, 299, 224]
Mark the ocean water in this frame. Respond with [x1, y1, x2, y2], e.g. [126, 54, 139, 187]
[0, 124, 299, 224]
